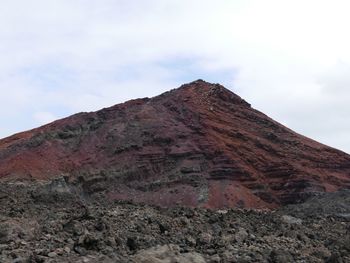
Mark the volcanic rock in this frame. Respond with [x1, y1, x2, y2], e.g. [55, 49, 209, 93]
[0, 80, 350, 208]
[0, 183, 349, 262]
[131, 244, 206, 263]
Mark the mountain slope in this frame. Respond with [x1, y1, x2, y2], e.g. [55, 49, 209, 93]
[1, 80, 350, 208]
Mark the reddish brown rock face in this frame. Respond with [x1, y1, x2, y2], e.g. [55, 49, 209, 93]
[0, 80, 350, 208]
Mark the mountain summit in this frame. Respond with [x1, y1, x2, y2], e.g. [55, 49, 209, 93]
[1, 80, 349, 208]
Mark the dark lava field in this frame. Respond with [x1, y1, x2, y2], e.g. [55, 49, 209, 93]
[0, 179, 349, 263]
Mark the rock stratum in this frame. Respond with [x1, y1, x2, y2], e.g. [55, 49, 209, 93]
[1, 80, 350, 209]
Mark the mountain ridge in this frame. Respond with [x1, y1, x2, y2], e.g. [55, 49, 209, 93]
[1, 80, 349, 208]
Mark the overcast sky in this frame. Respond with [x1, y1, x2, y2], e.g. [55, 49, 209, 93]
[1, 0, 350, 153]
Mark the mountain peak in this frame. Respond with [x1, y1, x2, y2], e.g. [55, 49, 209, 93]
[159, 80, 251, 108]
[177, 79, 228, 95]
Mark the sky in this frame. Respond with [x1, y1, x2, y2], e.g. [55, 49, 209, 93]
[1, 0, 350, 153]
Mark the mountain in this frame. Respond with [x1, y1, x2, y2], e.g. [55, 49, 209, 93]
[0, 80, 349, 208]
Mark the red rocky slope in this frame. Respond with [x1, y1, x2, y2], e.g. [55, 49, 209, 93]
[1, 80, 350, 208]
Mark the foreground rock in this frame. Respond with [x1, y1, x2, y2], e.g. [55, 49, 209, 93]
[0, 182, 349, 262]
[131, 245, 206, 263]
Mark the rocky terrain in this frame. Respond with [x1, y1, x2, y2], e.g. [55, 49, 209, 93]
[1, 80, 350, 262]
[0, 179, 349, 263]
[0, 80, 350, 209]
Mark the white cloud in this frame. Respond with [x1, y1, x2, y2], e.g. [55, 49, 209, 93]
[0, 0, 350, 153]
[33, 111, 57, 125]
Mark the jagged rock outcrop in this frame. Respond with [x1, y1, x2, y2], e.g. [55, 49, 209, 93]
[0, 80, 350, 208]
